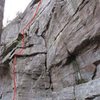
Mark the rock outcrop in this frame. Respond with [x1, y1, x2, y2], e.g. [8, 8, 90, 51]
[0, 0, 5, 40]
[0, 0, 100, 100]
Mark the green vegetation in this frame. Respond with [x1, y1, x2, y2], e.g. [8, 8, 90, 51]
[72, 59, 87, 85]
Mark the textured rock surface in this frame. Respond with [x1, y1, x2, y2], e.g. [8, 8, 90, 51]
[0, 0, 100, 100]
[0, 0, 5, 41]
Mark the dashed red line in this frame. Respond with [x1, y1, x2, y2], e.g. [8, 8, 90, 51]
[12, 0, 42, 100]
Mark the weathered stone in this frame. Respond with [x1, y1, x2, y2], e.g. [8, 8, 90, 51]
[52, 86, 75, 100]
[51, 64, 75, 91]
[95, 64, 100, 79]
[80, 64, 96, 81]
[1, 20, 20, 44]
[0, 0, 100, 99]
[75, 78, 100, 100]
[0, 0, 5, 35]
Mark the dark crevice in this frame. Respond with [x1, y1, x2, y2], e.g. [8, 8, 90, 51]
[93, 60, 100, 66]
[0, 60, 10, 78]
[1, 33, 30, 63]
[41, 15, 52, 36]
[17, 33, 24, 41]
[35, 28, 39, 34]
[9, 48, 17, 57]
[72, 35, 100, 56]
[36, 15, 51, 47]
[55, 60, 63, 68]
[51, 7, 56, 13]
[78, 0, 89, 11]
[92, 65, 97, 80]
[49, 59, 63, 71]
[44, 54, 47, 70]
[2, 33, 25, 58]
[73, 38, 90, 55]
[73, 0, 89, 16]
[85, 95, 100, 100]
[41, 15, 52, 47]
[14, 52, 47, 58]
[30, 0, 40, 7]
[54, 17, 71, 41]
[50, 46, 86, 85]
[64, 49, 76, 65]
[41, 33, 45, 40]
[48, 71, 53, 91]
[49, 34, 100, 71]
[93, 0, 97, 16]
[2, 41, 18, 58]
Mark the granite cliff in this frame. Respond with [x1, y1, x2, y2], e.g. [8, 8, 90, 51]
[0, 0, 100, 100]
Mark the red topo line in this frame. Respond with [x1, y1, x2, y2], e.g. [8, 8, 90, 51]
[12, 56, 17, 100]
[12, 0, 42, 100]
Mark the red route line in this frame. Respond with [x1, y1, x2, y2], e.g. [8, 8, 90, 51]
[12, 0, 42, 100]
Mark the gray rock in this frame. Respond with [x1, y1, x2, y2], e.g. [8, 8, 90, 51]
[0, 0, 5, 41]
[1, 0, 100, 100]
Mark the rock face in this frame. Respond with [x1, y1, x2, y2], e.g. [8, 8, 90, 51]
[0, 0, 100, 100]
[0, 0, 5, 40]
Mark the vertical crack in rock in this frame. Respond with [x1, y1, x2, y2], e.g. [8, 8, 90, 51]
[1, 0, 100, 99]
[55, 0, 90, 41]
[93, 0, 97, 16]
[48, 71, 53, 91]
[0, 61, 10, 78]
[73, 0, 89, 16]
[92, 65, 97, 80]
[45, 53, 47, 70]
[42, 16, 52, 36]
[34, 15, 54, 91]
